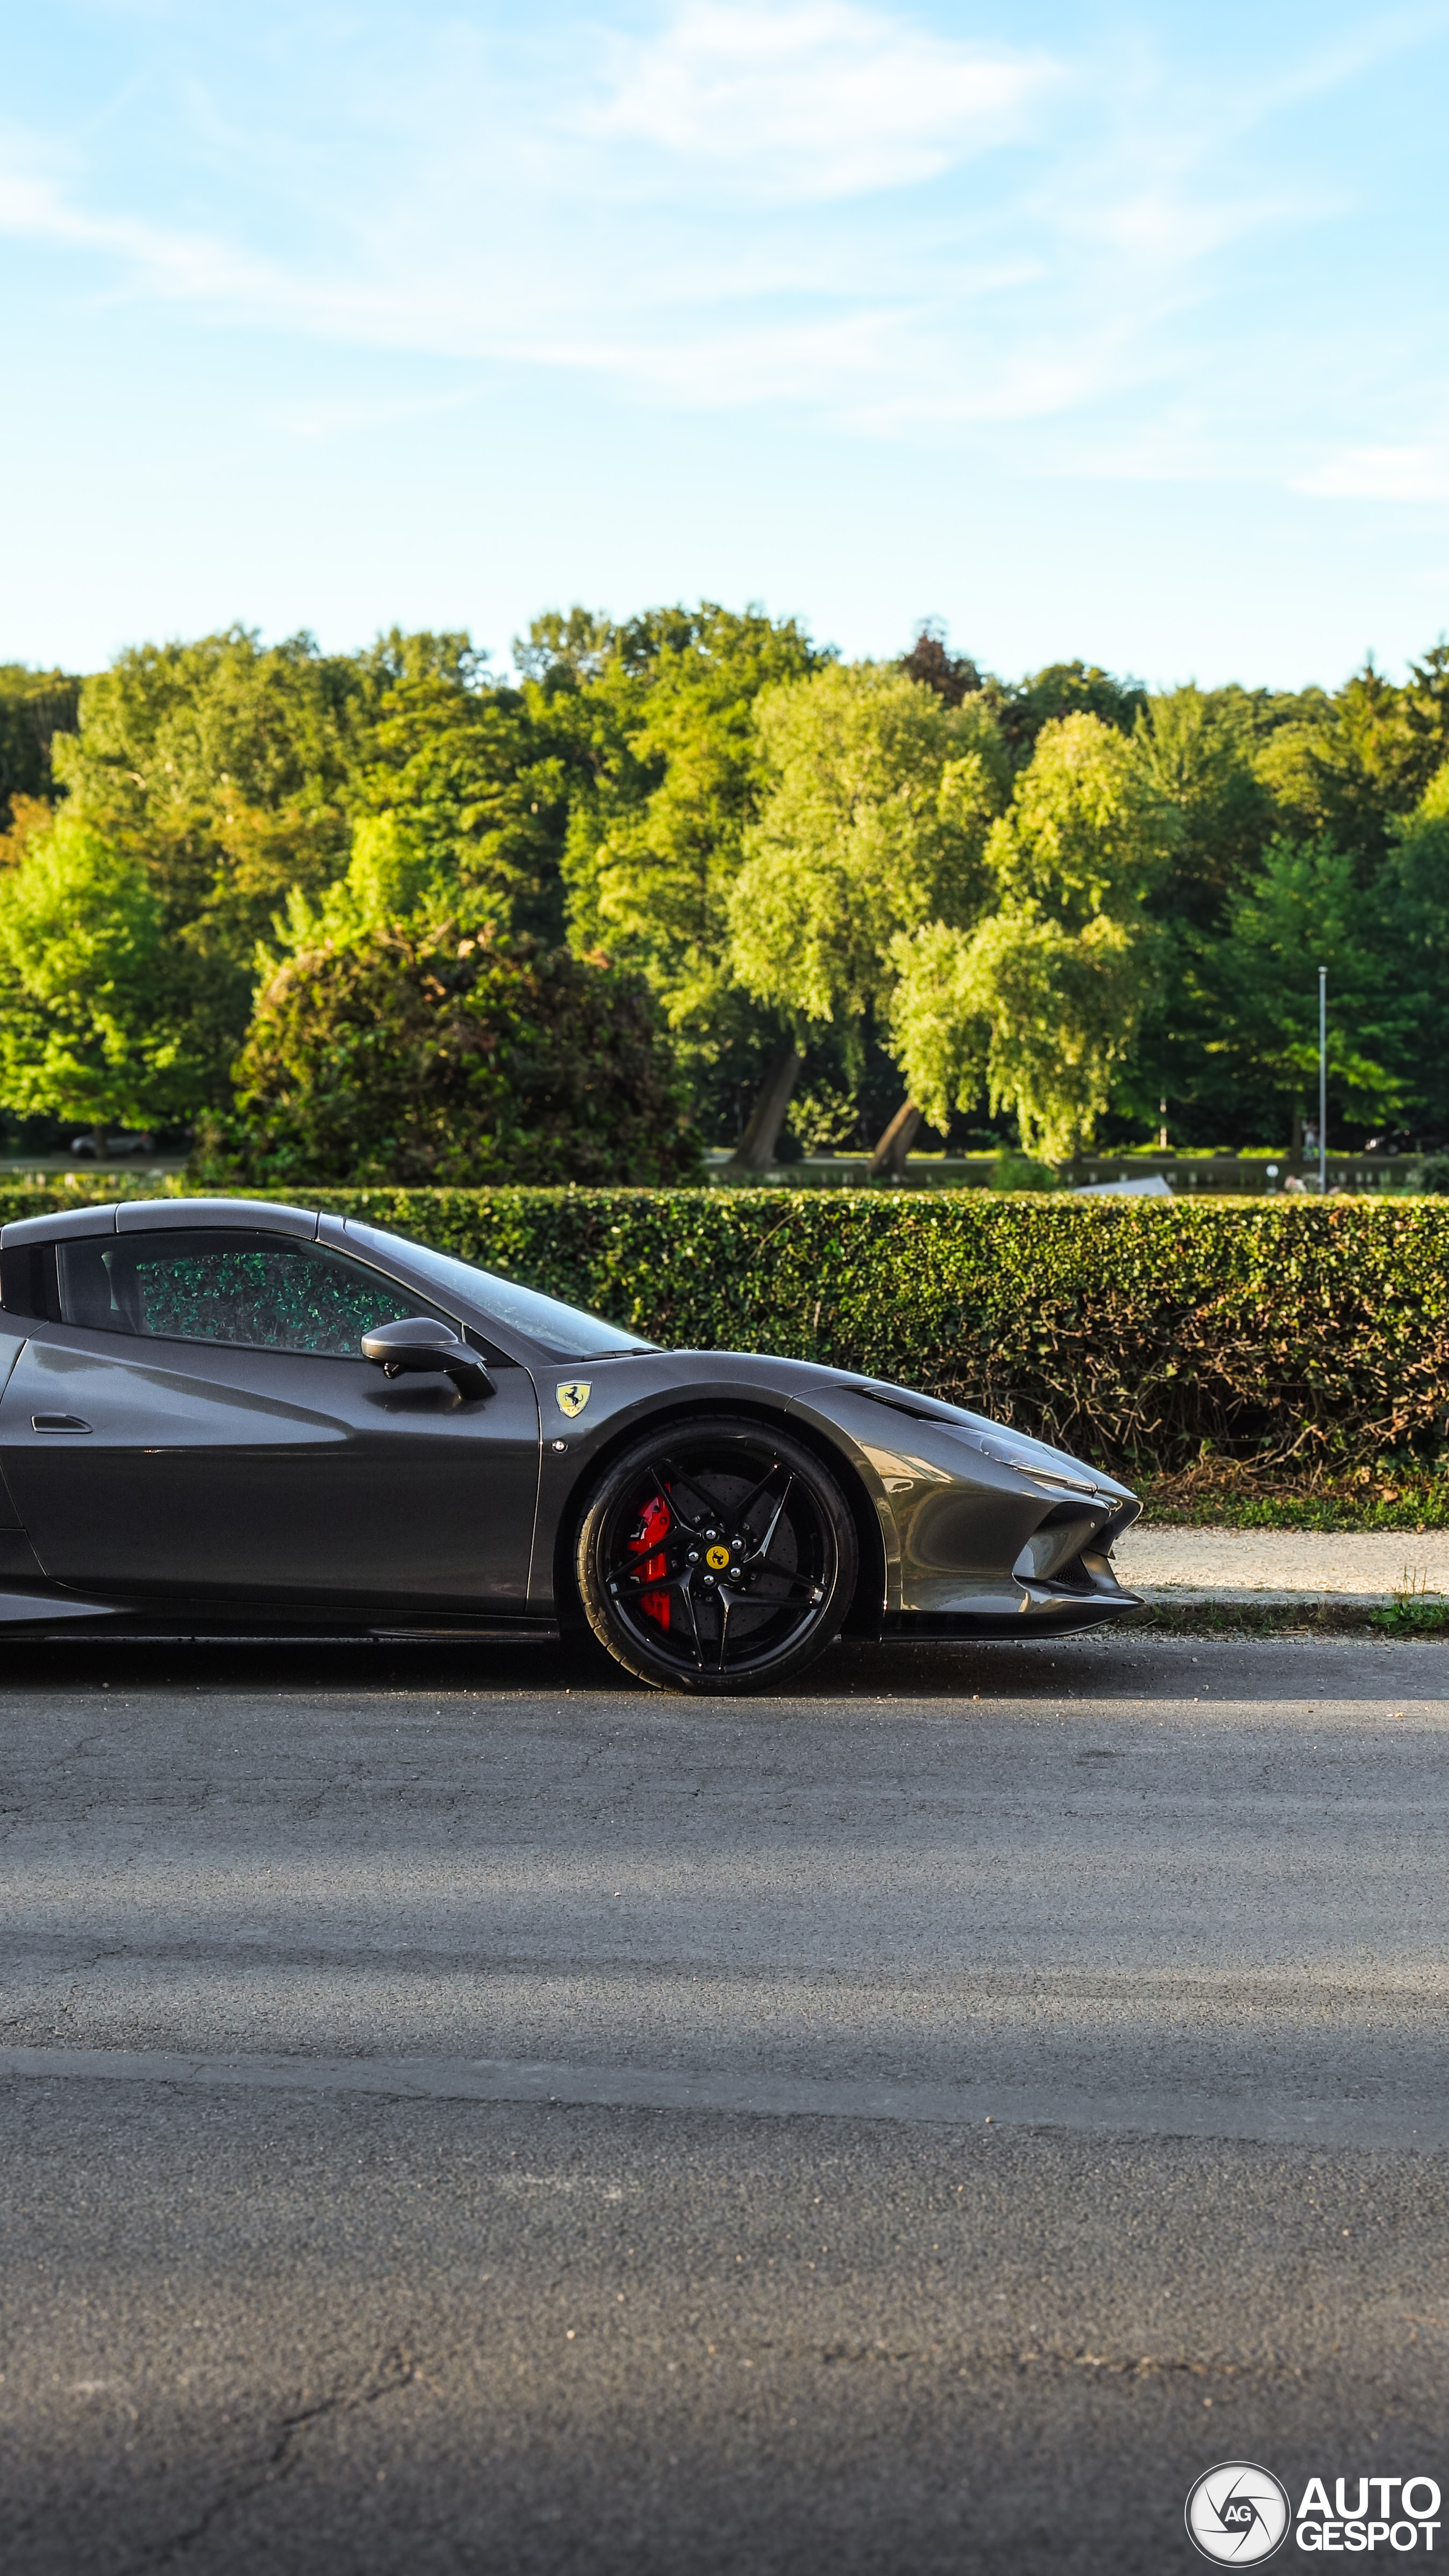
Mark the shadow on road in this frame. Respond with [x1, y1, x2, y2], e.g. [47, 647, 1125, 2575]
[0, 1628, 1441, 1708]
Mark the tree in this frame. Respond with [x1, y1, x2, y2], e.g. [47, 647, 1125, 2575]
[42, 625, 380, 1103]
[340, 646, 573, 949]
[0, 809, 214, 1134]
[0, 794, 55, 872]
[556, 603, 825, 1155]
[194, 921, 700, 1188]
[886, 711, 1172, 1159]
[900, 622, 982, 707]
[890, 908, 1145, 1162]
[1382, 760, 1449, 1131]
[1117, 687, 1279, 1138]
[14, 622, 578, 1129]
[1194, 835, 1407, 1135]
[976, 659, 1147, 770]
[726, 664, 1008, 1161]
[1251, 653, 1449, 873]
[55, 625, 372, 941]
[562, 606, 820, 1023]
[0, 664, 80, 828]
[1130, 688, 1274, 926]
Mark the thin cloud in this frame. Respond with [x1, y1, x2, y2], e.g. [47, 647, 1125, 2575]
[1297, 445, 1449, 502]
[0, 157, 285, 306]
[576, 0, 1058, 200]
[0, 0, 1442, 495]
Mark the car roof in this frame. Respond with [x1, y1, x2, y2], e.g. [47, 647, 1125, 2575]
[1, 1197, 320, 1249]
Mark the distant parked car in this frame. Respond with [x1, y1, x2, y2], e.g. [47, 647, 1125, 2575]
[68, 1133, 156, 1161]
[1362, 1129, 1443, 1156]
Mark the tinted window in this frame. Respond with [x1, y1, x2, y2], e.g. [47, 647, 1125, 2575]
[0, 1242, 61, 1323]
[57, 1231, 449, 1358]
[342, 1220, 657, 1358]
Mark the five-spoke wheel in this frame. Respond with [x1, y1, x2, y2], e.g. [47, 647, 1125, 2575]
[576, 1417, 859, 1692]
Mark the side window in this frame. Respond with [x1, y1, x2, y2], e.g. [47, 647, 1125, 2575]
[56, 1231, 452, 1358]
[0, 1242, 61, 1323]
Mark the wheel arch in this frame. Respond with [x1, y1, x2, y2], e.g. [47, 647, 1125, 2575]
[550, 1394, 887, 1638]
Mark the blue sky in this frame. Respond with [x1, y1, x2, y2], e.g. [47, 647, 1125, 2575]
[4, 0, 1448, 687]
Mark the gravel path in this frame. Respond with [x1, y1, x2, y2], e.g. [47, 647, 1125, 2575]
[1116, 1523, 1449, 1601]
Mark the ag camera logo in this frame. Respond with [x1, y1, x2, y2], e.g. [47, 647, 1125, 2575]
[1185, 2467, 1443, 2559]
[1186, 2463, 1292, 2564]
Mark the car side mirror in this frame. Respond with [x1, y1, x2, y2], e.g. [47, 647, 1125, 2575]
[361, 1317, 493, 1400]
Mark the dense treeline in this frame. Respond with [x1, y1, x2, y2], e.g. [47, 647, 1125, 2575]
[2, 609, 1447, 1177]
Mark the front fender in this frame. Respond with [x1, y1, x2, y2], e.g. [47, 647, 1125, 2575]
[783, 1385, 1054, 1615]
[528, 1355, 1138, 1628]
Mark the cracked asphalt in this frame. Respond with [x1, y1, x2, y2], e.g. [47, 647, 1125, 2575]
[2, 1630, 1448, 2573]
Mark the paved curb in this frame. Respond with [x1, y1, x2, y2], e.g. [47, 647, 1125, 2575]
[1114, 1526, 1449, 1625]
[1132, 1584, 1399, 1606]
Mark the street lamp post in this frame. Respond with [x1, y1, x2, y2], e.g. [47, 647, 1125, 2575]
[1318, 966, 1327, 1196]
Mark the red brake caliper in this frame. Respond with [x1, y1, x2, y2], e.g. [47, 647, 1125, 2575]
[628, 1489, 672, 1631]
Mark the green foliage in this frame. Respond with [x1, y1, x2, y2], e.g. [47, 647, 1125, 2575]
[552, 604, 826, 1145]
[14, 609, 1449, 1167]
[1372, 1563, 1449, 1632]
[888, 713, 1171, 1156]
[40, 626, 378, 1106]
[0, 665, 80, 826]
[991, 707, 1173, 914]
[978, 659, 1148, 767]
[5, 1188, 1446, 1477]
[788, 1081, 860, 1156]
[728, 663, 1007, 1068]
[1203, 834, 1405, 1119]
[1130, 660, 1449, 1145]
[192, 923, 700, 1189]
[1130, 687, 1274, 927]
[1253, 649, 1449, 866]
[336, 644, 573, 949]
[56, 624, 370, 944]
[1211, 1484, 1449, 1532]
[0, 809, 214, 1128]
[1372, 1598, 1449, 1634]
[559, 603, 821, 1028]
[989, 1152, 1061, 1191]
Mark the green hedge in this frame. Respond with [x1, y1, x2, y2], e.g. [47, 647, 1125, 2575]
[3, 1184, 1447, 1471]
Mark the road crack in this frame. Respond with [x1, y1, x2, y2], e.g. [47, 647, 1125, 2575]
[120, 2344, 419, 2570]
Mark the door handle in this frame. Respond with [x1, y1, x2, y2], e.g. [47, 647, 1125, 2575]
[31, 1415, 92, 1433]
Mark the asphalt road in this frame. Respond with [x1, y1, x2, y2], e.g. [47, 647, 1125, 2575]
[3, 1631, 1447, 2574]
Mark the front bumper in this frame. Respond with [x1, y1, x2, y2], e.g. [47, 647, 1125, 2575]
[788, 1378, 1142, 1635]
[882, 1553, 1141, 1641]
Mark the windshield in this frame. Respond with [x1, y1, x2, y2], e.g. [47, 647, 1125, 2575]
[342, 1220, 658, 1359]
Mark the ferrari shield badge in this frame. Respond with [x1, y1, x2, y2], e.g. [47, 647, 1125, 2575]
[555, 1381, 591, 1420]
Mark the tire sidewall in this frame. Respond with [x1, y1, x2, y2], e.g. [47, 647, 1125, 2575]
[575, 1415, 859, 1694]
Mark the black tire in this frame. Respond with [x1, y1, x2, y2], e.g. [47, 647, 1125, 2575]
[576, 1415, 859, 1694]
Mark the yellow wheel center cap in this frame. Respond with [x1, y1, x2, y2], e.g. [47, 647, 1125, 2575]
[705, 1545, 731, 1571]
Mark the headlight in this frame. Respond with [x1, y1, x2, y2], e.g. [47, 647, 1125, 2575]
[966, 1439, 1101, 1499]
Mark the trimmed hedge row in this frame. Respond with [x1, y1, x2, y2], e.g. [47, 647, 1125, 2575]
[2, 1184, 1446, 1471]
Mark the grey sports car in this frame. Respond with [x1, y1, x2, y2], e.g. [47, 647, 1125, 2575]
[0, 1197, 1141, 1691]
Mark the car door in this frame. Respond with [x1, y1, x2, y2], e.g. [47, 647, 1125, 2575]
[0, 1224, 541, 1610]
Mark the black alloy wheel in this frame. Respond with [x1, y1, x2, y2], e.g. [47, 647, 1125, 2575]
[576, 1416, 859, 1692]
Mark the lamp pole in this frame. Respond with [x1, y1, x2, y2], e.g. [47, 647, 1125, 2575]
[1318, 966, 1327, 1196]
